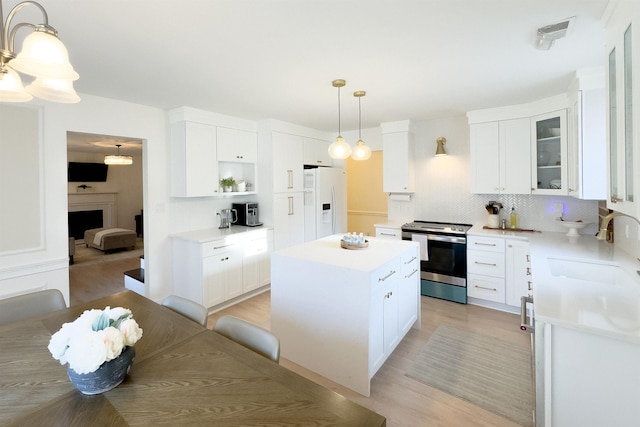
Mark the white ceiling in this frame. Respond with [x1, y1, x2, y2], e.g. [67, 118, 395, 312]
[9, 0, 610, 140]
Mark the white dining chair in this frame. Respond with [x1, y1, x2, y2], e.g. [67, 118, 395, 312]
[0, 289, 66, 325]
[213, 315, 280, 363]
[161, 295, 208, 327]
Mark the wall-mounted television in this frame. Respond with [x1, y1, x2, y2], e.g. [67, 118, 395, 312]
[68, 162, 109, 182]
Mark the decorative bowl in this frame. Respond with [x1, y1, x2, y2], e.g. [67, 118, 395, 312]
[341, 240, 369, 250]
[559, 221, 590, 237]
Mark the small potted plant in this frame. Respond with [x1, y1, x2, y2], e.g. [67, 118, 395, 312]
[220, 177, 235, 192]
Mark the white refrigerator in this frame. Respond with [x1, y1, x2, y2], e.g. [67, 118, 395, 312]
[303, 167, 347, 241]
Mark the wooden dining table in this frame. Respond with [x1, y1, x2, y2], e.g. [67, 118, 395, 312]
[0, 290, 386, 426]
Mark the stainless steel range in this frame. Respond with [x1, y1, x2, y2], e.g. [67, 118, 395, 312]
[401, 221, 472, 304]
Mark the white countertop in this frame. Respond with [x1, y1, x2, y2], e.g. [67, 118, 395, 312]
[274, 234, 418, 272]
[170, 225, 273, 242]
[471, 224, 640, 342]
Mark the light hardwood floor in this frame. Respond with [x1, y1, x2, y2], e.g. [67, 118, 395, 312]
[70, 260, 530, 427]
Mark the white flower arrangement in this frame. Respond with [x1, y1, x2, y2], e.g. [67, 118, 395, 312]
[48, 306, 143, 375]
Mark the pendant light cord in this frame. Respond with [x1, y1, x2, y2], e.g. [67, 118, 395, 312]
[358, 96, 362, 140]
[337, 85, 341, 135]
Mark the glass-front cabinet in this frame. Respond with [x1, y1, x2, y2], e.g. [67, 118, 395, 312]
[531, 110, 568, 195]
[606, 1, 638, 216]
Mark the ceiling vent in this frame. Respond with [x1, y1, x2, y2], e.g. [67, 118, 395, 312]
[535, 17, 575, 50]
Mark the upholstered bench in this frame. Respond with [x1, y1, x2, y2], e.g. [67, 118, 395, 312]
[84, 227, 137, 252]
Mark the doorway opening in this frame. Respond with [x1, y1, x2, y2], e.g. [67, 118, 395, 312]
[66, 131, 144, 304]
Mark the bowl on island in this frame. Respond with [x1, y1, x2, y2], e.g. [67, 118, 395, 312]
[559, 220, 591, 237]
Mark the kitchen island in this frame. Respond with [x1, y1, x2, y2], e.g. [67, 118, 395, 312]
[271, 234, 420, 397]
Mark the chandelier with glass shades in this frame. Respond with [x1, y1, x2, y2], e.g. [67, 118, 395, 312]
[104, 144, 132, 165]
[0, 0, 80, 103]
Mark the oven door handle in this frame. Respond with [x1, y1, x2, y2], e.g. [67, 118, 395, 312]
[425, 234, 466, 244]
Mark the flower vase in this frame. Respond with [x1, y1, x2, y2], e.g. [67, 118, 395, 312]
[67, 346, 135, 395]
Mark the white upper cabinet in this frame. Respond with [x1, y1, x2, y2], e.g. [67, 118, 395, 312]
[303, 137, 333, 167]
[567, 73, 607, 200]
[169, 107, 258, 197]
[382, 120, 414, 193]
[468, 95, 568, 196]
[605, 1, 639, 216]
[470, 118, 531, 194]
[170, 121, 218, 197]
[531, 110, 568, 195]
[217, 127, 257, 163]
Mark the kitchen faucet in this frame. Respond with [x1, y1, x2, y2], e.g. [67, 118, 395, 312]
[596, 211, 640, 241]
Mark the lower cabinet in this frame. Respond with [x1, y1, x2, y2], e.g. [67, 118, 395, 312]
[467, 235, 531, 309]
[172, 228, 273, 310]
[203, 244, 243, 307]
[399, 249, 419, 335]
[273, 192, 304, 251]
[505, 240, 531, 307]
[369, 258, 401, 372]
[467, 236, 506, 303]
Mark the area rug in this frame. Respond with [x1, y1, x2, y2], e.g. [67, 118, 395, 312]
[406, 324, 533, 427]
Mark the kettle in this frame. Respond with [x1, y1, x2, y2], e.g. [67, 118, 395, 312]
[218, 208, 238, 229]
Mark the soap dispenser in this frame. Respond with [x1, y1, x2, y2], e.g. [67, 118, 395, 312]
[510, 207, 517, 229]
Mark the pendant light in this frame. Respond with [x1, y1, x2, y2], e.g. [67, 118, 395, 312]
[435, 137, 447, 156]
[327, 79, 352, 159]
[351, 91, 371, 160]
[104, 144, 133, 165]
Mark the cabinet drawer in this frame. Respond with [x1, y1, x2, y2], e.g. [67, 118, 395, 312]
[467, 273, 505, 303]
[202, 239, 236, 257]
[467, 236, 505, 252]
[401, 251, 419, 279]
[467, 250, 505, 277]
[375, 227, 402, 240]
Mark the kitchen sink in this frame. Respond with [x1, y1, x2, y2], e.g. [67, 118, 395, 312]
[547, 257, 637, 286]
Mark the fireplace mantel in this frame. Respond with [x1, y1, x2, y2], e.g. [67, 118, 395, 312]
[68, 193, 117, 229]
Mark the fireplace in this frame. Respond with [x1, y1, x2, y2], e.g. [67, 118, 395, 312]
[68, 192, 117, 241]
[68, 210, 103, 239]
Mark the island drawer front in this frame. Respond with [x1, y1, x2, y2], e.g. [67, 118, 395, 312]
[467, 236, 505, 253]
[400, 250, 419, 278]
[467, 273, 505, 302]
[467, 250, 505, 277]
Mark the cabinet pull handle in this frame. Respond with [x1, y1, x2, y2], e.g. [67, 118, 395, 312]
[406, 269, 418, 278]
[378, 270, 396, 282]
[287, 170, 293, 189]
[317, 160, 323, 164]
[404, 256, 417, 264]
[528, 281, 533, 291]
[475, 285, 497, 291]
[220, 256, 229, 261]
[526, 267, 532, 275]
[611, 196, 622, 203]
[380, 232, 397, 236]
[474, 242, 497, 247]
[288, 196, 294, 215]
[526, 254, 531, 262]
[213, 244, 233, 250]
[474, 261, 497, 266]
